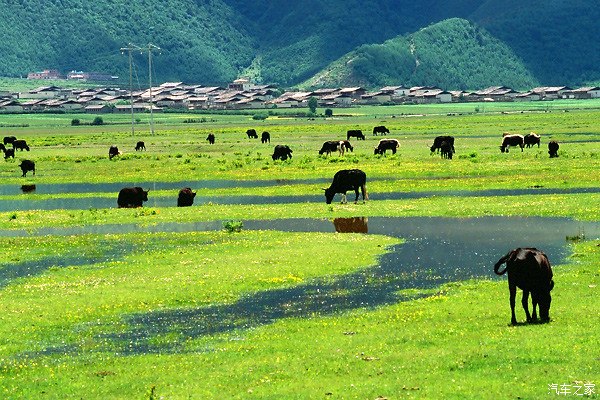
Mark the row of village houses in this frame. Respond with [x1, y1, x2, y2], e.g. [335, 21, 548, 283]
[1, 79, 600, 113]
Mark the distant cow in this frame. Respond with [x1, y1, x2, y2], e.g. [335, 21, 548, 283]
[340, 140, 354, 153]
[500, 134, 524, 153]
[494, 247, 554, 325]
[206, 133, 215, 144]
[177, 187, 196, 207]
[374, 138, 400, 155]
[324, 169, 368, 204]
[3, 136, 16, 145]
[19, 160, 35, 177]
[524, 133, 541, 148]
[272, 145, 293, 161]
[261, 131, 271, 143]
[372, 125, 389, 136]
[117, 187, 149, 208]
[347, 129, 365, 140]
[548, 140, 560, 158]
[246, 129, 258, 139]
[4, 148, 15, 159]
[109, 145, 121, 160]
[430, 135, 455, 154]
[135, 141, 146, 151]
[12, 139, 29, 151]
[440, 141, 453, 159]
[319, 140, 343, 156]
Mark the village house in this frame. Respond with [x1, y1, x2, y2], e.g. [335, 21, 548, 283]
[0, 99, 24, 112]
[20, 86, 69, 100]
[379, 85, 410, 98]
[567, 87, 600, 99]
[360, 91, 392, 104]
[473, 86, 519, 102]
[531, 86, 572, 99]
[27, 69, 63, 80]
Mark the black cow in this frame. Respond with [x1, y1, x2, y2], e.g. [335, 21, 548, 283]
[440, 141, 453, 159]
[109, 145, 121, 160]
[4, 148, 14, 159]
[374, 139, 400, 155]
[272, 145, 293, 161]
[500, 134, 524, 153]
[524, 133, 541, 148]
[323, 169, 368, 204]
[206, 133, 215, 145]
[494, 247, 554, 325]
[548, 140, 560, 158]
[13, 140, 29, 151]
[347, 129, 365, 140]
[0, 143, 5, 153]
[3, 136, 16, 145]
[372, 125, 389, 136]
[19, 160, 35, 177]
[340, 140, 354, 153]
[319, 140, 343, 156]
[430, 135, 455, 154]
[177, 187, 196, 207]
[135, 141, 146, 151]
[261, 131, 271, 144]
[246, 129, 258, 139]
[117, 187, 149, 208]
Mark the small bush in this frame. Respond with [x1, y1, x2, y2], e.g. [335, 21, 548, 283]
[71, 118, 80, 126]
[252, 113, 268, 120]
[91, 117, 104, 126]
[223, 220, 243, 233]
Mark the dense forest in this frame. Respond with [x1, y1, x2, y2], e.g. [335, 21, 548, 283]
[0, 0, 598, 89]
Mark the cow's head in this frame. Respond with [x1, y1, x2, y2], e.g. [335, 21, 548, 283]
[323, 188, 335, 204]
[141, 189, 149, 202]
[500, 145, 507, 153]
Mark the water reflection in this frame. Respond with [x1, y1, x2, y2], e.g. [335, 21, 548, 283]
[333, 217, 368, 233]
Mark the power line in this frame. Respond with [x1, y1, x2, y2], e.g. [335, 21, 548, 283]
[120, 43, 143, 136]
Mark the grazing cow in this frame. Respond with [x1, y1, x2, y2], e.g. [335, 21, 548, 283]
[246, 129, 258, 139]
[3, 136, 16, 145]
[4, 148, 15, 159]
[319, 140, 343, 156]
[19, 160, 35, 177]
[340, 140, 354, 153]
[440, 141, 453, 159]
[524, 133, 541, 148]
[347, 129, 365, 140]
[548, 140, 560, 158]
[374, 138, 400, 155]
[333, 217, 368, 233]
[494, 247, 554, 325]
[20, 184, 36, 193]
[177, 187, 196, 207]
[135, 141, 146, 151]
[272, 145, 293, 161]
[109, 145, 121, 160]
[117, 187, 149, 208]
[0, 143, 4, 152]
[430, 135, 455, 154]
[372, 125, 389, 136]
[12, 139, 29, 151]
[206, 133, 215, 145]
[261, 131, 271, 143]
[500, 134, 524, 153]
[323, 169, 368, 204]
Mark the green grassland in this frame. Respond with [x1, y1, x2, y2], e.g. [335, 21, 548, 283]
[0, 101, 598, 398]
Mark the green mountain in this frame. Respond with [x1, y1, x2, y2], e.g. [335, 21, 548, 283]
[0, 0, 598, 88]
[303, 18, 538, 90]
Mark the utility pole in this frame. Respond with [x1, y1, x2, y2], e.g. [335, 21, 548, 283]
[146, 43, 161, 136]
[120, 43, 142, 136]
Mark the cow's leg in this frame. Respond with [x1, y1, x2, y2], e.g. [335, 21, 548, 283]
[509, 283, 518, 325]
[353, 188, 360, 204]
[530, 292, 539, 322]
[521, 290, 532, 322]
[340, 193, 347, 204]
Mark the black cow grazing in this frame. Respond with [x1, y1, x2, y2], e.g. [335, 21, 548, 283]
[135, 141, 146, 151]
[340, 140, 354, 153]
[272, 145, 293, 161]
[324, 169, 368, 204]
[261, 131, 271, 144]
[19, 160, 35, 177]
[12, 139, 29, 151]
[548, 140, 560, 158]
[109, 145, 121, 160]
[372, 125, 389, 136]
[430, 135, 455, 154]
[3, 136, 16, 145]
[0, 143, 5, 153]
[246, 129, 258, 139]
[440, 141, 453, 159]
[177, 187, 197, 207]
[494, 247, 554, 325]
[524, 133, 541, 148]
[206, 133, 215, 145]
[374, 139, 400, 155]
[319, 140, 343, 156]
[4, 148, 15, 159]
[20, 184, 36, 193]
[117, 187, 149, 208]
[500, 134, 524, 153]
[347, 129, 365, 140]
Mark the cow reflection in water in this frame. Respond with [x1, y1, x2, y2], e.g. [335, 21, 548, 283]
[333, 217, 368, 233]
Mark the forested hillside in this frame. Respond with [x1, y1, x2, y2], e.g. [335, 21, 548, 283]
[0, 0, 598, 89]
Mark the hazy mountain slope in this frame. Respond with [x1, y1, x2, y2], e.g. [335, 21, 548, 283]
[303, 19, 538, 90]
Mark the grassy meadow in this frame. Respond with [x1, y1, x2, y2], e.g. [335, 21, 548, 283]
[0, 101, 598, 399]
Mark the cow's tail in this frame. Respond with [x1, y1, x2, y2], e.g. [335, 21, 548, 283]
[493, 253, 511, 275]
[362, 184, 368, 202]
